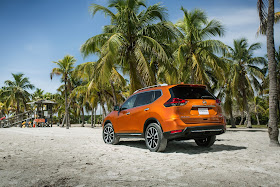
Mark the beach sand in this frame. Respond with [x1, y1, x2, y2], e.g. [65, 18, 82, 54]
[0, 126, 279, 186]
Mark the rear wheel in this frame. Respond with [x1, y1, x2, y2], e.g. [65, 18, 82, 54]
[195, 135, 216, 147]
[145, 123, 167, 152]
[103, 123, 120, 145]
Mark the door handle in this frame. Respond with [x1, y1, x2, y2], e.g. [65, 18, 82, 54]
[144, 108, 149, 111]
[126, 112, 130, 115]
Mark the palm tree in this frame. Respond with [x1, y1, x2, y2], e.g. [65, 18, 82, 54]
[0, 89, 6, 117]
[226, 38, 266, 128]
[44, 92, 54, 100]
[73, 61, 126, 123]
[52, 92, 65, 124]
[258, 0, 279, 146]
[1, 73, 34, 115]
[217, 60, 236, 128]
[32, 88, 44, 100]
[50, 55, 76, 129]
[252, 96, 267, 125]
[0, 101, 5, 117]
[257, 0, 280, 35]
[174, 8, 226, 87]
[81, 0, 179, 93]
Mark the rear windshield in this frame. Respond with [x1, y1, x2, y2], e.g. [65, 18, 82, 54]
[169, 86, 215, 99]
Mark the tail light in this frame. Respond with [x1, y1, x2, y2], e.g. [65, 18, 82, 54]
[216, 99, 221, 105]
[164, 98, 188, 107]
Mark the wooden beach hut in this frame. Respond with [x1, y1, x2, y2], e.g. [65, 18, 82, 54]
[27, 99, 57, 127]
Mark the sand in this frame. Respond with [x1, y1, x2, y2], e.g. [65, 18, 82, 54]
[0, 126, 280, 187]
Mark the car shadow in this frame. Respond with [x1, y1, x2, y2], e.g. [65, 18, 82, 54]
[118, 139, 247, 154]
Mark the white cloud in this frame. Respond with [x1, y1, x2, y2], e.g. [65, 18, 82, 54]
[210, 8, 259, 27]
[208, 7, 273, 56]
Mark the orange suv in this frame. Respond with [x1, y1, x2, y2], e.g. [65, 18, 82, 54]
[102, 84, 226, 152]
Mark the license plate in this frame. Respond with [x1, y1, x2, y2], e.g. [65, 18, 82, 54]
[198, 108, 209, 115]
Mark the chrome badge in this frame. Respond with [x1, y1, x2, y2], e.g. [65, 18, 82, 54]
[202, 100, 207, 105]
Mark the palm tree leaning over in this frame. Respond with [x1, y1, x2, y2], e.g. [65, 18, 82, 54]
[174, 8, 227, 87]
[258, 0, 279, 146]
[50, 55, 76, 129]
[1, 73, 34, 115]
[81, 0, 179, 93]
[226, 38, 266, 128]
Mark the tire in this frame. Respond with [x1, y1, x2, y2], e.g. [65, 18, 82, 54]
[145, 123, 167, 152]
[103, 123, 120, 145]
[195, 135, 216, 147]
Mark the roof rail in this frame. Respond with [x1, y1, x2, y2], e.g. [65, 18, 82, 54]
[133, 83, 168, 94]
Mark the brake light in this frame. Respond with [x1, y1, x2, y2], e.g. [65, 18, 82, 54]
[164, 98, 188, 107]
[216, 99, 221, 105]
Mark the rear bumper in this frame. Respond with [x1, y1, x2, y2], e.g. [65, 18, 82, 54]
[163, 125, 226, 140]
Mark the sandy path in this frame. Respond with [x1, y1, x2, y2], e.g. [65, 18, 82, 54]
[0, 127, 279, 187]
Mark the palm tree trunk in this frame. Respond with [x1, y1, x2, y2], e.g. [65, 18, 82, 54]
[61, 115, 66, 127]
[129, 60, 143, 93]
[22, 98, 28, 112]
[94, 107, 96, 127]
[239, 112, 244, 126]
[110, 80, 117, 106]
[68, 112, 71, 127]
[256, 113, 260, 126]
[81, 106, 85, 127]
[254, 103, 260, 125]
[230, 109, 236, 128]
[97, 92, 107, 118]
[16, 99, 20, 115]
[278, 100, 280, 121]
[91, 105, 94, 128]
[245, 98, 252, 128]
[65, 77, 69, 129]
[267, 0, 279, 146]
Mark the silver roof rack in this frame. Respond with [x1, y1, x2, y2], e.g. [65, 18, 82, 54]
[133, 83, 168, 93]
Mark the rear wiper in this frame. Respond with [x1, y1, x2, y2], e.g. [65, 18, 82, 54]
[201, 96, 214, 99]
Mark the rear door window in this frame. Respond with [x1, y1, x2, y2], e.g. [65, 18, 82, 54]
[170, 86, 215, 99]
[154, 90, 162, 100]
[134, 91, 154, 107]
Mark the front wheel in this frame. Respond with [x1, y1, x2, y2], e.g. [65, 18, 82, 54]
[145, 123, 167, 152]
[195, 135, 216, 147]
[103, 123, 120, 145]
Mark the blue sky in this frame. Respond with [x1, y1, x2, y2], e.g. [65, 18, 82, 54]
[0, 0, 280, 94]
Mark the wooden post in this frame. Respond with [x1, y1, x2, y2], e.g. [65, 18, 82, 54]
[50, 104, 53, 127]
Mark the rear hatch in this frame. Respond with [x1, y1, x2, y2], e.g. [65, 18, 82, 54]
[168, 85, 223, 124]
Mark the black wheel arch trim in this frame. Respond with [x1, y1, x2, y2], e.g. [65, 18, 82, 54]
[103, 120, 112, 127]
[143, 117, 163, 135]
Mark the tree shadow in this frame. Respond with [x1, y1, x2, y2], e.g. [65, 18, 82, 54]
[228, 129, 267, 132]
[118, 139, 247, 154]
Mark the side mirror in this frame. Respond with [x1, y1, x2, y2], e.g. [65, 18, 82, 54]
[114, 105, 120, 111]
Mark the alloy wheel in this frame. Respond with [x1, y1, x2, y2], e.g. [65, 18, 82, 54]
[103, 125, 114, 144]
[146, 126, 159, 149]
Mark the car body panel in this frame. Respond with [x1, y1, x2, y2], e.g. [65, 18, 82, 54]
[129, 104, 151, 133]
